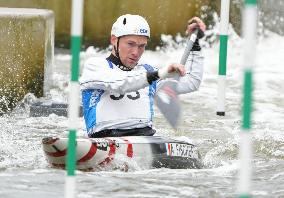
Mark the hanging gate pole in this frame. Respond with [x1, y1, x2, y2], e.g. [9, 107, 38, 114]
[238, 0, 258, 197]
[65, 0, 84, 198]
[217, 0, 230, 116]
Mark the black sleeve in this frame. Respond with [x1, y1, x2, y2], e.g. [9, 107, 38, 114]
[191, 39, 201, 51]
[146, 71, 160, 85]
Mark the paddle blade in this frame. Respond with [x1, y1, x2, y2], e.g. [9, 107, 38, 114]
[155, 81, 181, 129]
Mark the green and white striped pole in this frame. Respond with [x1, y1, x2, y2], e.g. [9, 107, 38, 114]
[238, 0, 257, 197]
[217, 0, 230, 116]
[65, 0, 84, 198]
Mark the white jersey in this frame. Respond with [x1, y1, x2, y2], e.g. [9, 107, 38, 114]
[79, 51, 204, 136]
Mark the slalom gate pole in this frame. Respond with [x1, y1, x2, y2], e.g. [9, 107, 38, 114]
[217, 0, 230, 116]
[65, 0, 84, 198]
[238, 0, 257, 197]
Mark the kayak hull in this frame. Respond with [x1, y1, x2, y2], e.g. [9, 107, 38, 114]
[42, 136, 202, 170]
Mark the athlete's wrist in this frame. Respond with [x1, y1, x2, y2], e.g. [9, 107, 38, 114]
[158, 67, 169, 79]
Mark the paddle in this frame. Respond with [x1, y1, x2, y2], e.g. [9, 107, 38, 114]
[155, 28, 204, 129]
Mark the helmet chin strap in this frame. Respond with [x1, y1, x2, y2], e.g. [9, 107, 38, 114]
[113, 37, 124, 66]
[114, 38, 120, 59]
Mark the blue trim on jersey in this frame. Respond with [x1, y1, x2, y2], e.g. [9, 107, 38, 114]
[82, 89, 104, 133]
[148, 83, 156, 121]
[142, 64, 157, 121]
[107, 59, 113, 69]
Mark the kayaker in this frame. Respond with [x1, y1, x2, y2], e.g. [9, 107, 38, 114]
[80, 14, 206, 138]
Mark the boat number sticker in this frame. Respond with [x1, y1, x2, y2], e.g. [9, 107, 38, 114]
[166, 143, 198, 158]
[93, 139, 120, 151]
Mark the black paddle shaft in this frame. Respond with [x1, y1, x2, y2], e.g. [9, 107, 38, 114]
[180, 28, 204, 65]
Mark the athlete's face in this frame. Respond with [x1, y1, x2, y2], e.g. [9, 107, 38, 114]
[111, 35, 148, 68]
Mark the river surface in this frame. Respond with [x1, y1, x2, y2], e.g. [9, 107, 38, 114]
[0, 27, 284, 197]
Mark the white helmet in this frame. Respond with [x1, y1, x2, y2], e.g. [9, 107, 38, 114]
[111, 14, 150, 38]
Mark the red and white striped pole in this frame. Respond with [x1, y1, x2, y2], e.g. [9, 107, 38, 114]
[238, 0, 258, 197]
[65, 0, 84, 198]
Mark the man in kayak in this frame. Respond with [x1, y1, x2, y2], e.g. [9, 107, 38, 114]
[80, 14, 206, 138]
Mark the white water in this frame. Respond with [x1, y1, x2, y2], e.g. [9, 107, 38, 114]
[0, 26, 284, 197]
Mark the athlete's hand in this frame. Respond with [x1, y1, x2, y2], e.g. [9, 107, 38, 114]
[167, 63, 186, 76]
[158, 63, 186, 79]
[186, 17, 206, 35]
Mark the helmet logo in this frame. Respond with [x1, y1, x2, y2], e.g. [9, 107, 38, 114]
[133, 28, 148, 35]
[140, 29, 148, 34]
